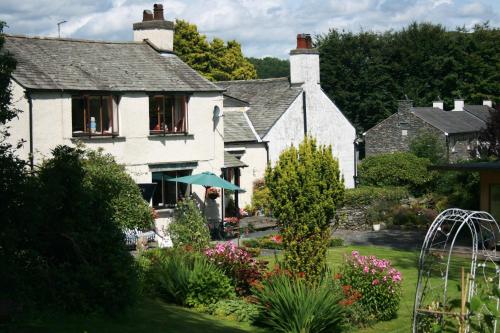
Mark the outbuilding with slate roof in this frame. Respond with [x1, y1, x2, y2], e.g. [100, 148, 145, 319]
[364, 99, 495, 161]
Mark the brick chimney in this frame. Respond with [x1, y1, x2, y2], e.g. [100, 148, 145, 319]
[133, 4, 174, 53]
[290, 33, 320, 85]
[398, 100, 413, 114]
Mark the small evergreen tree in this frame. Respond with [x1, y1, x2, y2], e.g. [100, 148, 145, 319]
[168, 197, 210, 251]
[265, 137, 344, 282]
[409, 131, 446, 163]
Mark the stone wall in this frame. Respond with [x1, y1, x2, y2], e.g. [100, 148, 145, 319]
[334, 205, 372, 231]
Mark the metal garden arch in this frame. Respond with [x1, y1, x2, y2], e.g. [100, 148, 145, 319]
[413, 208, 500, 332]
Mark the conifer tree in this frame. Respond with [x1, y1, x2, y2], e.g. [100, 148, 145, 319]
[265, 137, 344, 282]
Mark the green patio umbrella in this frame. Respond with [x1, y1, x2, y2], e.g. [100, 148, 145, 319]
[166, 171, 245, 192]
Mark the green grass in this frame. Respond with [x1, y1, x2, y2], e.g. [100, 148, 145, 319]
[12, 245, 470, 333]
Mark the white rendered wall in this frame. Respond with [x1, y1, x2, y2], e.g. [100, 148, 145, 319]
[225, 142, 268, 207]
[133, 29, 173, 52]
[264, 95, 305, 163]
[290, 53, 320, 85]
[5, 84, 224, 191]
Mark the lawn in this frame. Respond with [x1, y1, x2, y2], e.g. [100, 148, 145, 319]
[12, 245, 468, 333]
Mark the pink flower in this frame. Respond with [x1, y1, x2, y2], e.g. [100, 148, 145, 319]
[352, 250, 359, 257]
[372, 279, 379, 286]
[363, 266, 369, 274]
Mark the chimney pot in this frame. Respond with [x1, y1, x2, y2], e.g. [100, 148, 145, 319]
[483, 100, 493, 107]
[296, 33, 312, 49]
[143, 10, 153, 21]
[153, 4, 164, 20]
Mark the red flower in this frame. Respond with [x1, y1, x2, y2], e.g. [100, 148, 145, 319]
[270, 234, 283, 244]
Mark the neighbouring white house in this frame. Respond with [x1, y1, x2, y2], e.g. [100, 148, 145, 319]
[3, 4, 234, 240]
[220, 34, 357, 208]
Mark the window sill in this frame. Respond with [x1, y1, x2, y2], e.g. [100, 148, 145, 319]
[71, 135, 125, 142]
[148, 133, 194, 140]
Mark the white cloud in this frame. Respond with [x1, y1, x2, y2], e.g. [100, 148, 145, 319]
[1, 0, 499, 58]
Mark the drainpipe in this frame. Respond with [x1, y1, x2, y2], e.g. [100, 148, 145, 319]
[445, 133, 449, 162]
[353, 139, 358, 187]
[27, 90, 34, 170]
[302, 91, 307, 137]
[264, 141, 270, 166]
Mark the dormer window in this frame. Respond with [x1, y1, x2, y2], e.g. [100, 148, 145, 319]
[149, 95, 188, 134]
[72, 95, 119, 137]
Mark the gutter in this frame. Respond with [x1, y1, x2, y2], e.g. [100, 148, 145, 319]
[302, 91, 307, 136]
[26, 90, 34, 170]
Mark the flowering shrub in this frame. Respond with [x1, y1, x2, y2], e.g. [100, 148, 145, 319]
[338, 251, 402, 321]
[205, 242, 266, 295]
[223, 217, 240, 238]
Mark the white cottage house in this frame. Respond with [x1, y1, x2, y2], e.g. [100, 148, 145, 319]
[3, 4, 229, 239]
[221, 34, 357, 208]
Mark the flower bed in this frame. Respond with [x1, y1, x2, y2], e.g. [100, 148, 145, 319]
[337, 250, 403, 321]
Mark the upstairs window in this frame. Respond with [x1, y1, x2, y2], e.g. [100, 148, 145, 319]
[72, 95, 118, 136]
[149, 95, 188, 134]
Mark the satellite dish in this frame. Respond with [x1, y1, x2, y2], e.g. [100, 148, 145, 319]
[213, 105, 223, 119]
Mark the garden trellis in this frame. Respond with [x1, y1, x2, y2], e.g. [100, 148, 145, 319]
[413, 208, 500, 332]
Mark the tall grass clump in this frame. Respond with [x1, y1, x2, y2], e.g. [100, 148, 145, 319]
[253, 273, 344, 333]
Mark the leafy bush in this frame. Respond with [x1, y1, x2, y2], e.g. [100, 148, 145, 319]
[433, 169, 480, 210]
[143, 249, 234, 307]
[390, 206, 438, 230]
[253, 273, 344, 333]
[83, 148, 154, 230]
[242, 235, 344, 249]
[343, 186, 409, 207]
[358, 152, 433, 194]
[409, 131, 446, 164]
[329, 237, 345, 247]
[205, 242, 266, 296]
[266, 137, 344, 283]
[248, 178, 271, 216]
[21, 146, 139, 313]
[168, 197, 210, 252]
[338, 251, 402, 321]
[206, 299, 260, 322]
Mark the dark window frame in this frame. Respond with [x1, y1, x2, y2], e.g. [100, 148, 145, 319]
[149, 94, 189, 135]
[72, 95, 119, 137]
[152, 170, 192, 208]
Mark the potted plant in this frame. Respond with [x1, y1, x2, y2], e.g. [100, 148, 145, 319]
[206, 187, 220, 200]
[366, 199, 392, 231]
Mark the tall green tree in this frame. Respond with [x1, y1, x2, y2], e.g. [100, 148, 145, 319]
[265, 137, 344, 283]
[174, 19, 256, 81]
[247, 57, 290, 79]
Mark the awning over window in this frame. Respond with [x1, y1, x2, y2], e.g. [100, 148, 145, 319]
[223, 151, 247, 169]
[149, 161, 198, 172]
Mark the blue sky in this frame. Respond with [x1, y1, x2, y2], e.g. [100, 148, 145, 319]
[1, 0, 499, 58]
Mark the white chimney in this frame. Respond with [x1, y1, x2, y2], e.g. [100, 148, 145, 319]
[452, 99, 464, 111]
[483, 100, 493, 107]
[290, 34, 320, 85]
[432, 100, 444, 109]
[133, 4, 174, 53]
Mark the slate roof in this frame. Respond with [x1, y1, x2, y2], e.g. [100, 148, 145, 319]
[464, 105, 494, 123]
[224, 151, 247, 168]
[218, 78, 302, 137]
[412, 107, 486, 134]
[4, 35, 222, 92]
[224, 111, 259, 143]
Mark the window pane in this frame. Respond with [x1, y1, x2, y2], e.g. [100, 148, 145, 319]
[149, 96, 164, 132]
[71, 97, 85, 133]
[89, 96, 101, 133]
[152, 172, 163, 207]
[112, 97, 119, 134]
[165, 97, 173, 132]
[173, 96, 185, 132]
[102, 96, 112, 134]
[164, 172, 177, 207]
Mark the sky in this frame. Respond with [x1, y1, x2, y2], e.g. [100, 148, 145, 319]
[1, 0, 499, 58]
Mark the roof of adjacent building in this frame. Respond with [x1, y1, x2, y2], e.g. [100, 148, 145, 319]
[463, 105, 494, 123]
[4, 35, 222, 92]
[412, 107, 486, 134]
[223, 151, 247, 168]
[224, 111, 259, 143]
[218, 78, 302, 137]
